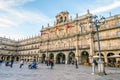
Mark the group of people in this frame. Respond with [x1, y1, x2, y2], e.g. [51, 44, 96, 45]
[46, 59, 54, 69]
[5, 59, 14, 68]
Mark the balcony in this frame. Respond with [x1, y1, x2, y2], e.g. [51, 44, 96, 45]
[40, 45, 90, 52]
[94, 35, 120, 41]
[95, 45, 120, 51]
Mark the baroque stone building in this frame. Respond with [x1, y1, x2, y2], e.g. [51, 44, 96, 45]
[0, 10, 120, 65]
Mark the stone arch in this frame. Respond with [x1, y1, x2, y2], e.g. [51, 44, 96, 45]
[11, 56, 15, 60]
[1, 56, 3, 60]
[6, 56, 10, 61]
[81, 51, 89, 64]
[96, 53, 104, 61]
[16, 56, 19, 61]
[56, 53, 65, 64]
[68, 52, 75, 64]
[107, 53, 115, 63]
[41, 54, 46, 63]
[49, 53, 54, 60]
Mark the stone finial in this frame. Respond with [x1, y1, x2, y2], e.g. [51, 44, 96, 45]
[48, 23, 49, 27]
[87, 9, 90, 14]
[76, 13, 78, 18]
[109, 12, 111, 17]
[42, 25, 44, 29]
[70, 16, 72, 21]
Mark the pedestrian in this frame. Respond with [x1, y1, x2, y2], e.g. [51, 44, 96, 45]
[10, 59, 14, 68]
[0, 59, 3, 66]
[50, 60, 54, 69]
[92, 57, 97, 74]
[75, 59, 78, 69]
[19, 59, 24, 68]
[29, 59, 38, 69]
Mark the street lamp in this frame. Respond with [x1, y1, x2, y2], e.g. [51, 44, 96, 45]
[89, 15, 106, 75]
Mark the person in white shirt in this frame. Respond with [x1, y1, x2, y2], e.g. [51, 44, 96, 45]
[19, 59, 24, 68]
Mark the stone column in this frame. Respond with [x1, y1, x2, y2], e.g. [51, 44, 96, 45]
[104, 53, 108, 66]
[65, 54, 68, 64]
[75, 36, 79, 64]
[89, 33, 94, 57]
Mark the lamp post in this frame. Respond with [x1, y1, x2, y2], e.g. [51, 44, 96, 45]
[89, 15, 106, 75]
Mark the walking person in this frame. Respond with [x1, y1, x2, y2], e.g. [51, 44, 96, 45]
[92, 57, 97, 74]
[10, 59, 14, 68]
[50, 60, 54, 69]
[0, 59, 3, 66]
[19, 59, 24, 68]
[75, 59, 78, 69]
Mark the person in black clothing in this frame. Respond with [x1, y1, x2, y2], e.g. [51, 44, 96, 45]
[0, 59, 3, 66]
[50, 60, 54, 69]
[75, 59, 78, 69]
[10, 59, 14, 68]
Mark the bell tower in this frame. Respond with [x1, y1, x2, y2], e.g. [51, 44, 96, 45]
[56, 11, 69, 24]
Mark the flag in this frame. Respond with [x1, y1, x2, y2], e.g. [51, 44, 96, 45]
[55, 26, 59, 31]
[66, 25, 70, 31]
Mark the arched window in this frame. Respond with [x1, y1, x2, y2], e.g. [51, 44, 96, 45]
[60, 17, 63, 23]
[64, 17, 67, 22]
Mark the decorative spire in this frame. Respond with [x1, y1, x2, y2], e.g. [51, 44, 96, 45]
[76, 13, 78, 18]
[42, 25, 44, 29]
[48, 23, 49, 27]
[109, 12, 111, 17]
[70, 16, 72, 21]
[87, 9, 90, 14]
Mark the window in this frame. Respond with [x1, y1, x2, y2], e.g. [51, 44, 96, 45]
[64, 17, 67, 22]
[105, 24, 110, 29]
[81, 26, 86, 33]
[117, 31, 120, 37]
[60, 17, 63, 23]
[115, 22, 120, 27]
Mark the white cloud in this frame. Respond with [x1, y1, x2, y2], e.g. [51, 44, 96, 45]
[0, 0, 52, 28]
[0, 0, 53, 39]
[91, 0, 120, 14]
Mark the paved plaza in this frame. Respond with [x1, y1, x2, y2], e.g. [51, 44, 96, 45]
[0, 62, 120, 80]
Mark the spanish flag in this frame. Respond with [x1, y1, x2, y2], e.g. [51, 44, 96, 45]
[55, 26, 59, 31]
[66, 25, 70, 31]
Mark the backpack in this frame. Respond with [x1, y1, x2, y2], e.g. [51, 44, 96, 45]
[93, 59, 97, 65]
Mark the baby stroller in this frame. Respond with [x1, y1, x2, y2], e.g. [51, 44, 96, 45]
[28, 63, 37, 69]
[5, 61, 11, 66]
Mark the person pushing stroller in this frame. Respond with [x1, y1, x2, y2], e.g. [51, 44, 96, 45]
[28, 59, 38, 69]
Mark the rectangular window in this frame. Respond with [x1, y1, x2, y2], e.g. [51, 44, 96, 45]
[115, 22, 120, 27]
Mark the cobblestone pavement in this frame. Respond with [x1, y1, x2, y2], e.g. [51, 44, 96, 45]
[0, 63, 120, 80]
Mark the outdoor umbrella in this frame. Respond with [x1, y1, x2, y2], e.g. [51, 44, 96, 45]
[108, 55, 120, 58]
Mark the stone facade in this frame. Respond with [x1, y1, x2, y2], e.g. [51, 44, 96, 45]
[0, 11, 120, 65]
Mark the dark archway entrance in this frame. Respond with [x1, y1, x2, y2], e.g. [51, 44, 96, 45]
[49, 53, 54, 60]
[56, 53, 65, 64]
[96, 53, 104, 61]
[81, 51, 89, 64]
[68, 52, 75, 64]
[16, 56, 19, 61]
[107, 53, 115, 63]
[41, 54, 46, 63]
[7, 56, 10, 61]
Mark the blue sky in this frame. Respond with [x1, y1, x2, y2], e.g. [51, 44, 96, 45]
[0, 0, 120, 40]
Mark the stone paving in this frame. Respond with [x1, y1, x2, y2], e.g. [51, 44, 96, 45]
[0, 62, 120, 80]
